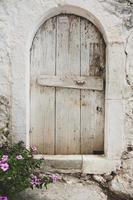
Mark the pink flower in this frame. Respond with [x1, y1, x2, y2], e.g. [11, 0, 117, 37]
[1, 155, 8, 163]
[16, 155, 23, 160]
[49, 174, 58, 183]
[0, 197, 8, 200]
[31, 146, 37, 152]
[31, 175, 41, 186]
[0, 163, 9, 172]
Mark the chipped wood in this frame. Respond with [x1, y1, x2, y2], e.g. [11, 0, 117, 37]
[30, 14, 106, 155]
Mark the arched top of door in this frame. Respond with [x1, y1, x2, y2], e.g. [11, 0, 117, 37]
[30, 1, 123, 49]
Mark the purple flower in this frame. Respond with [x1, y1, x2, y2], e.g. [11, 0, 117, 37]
[0, 163, 9, 172]
[1, 155, 8, 163]
[31, 175, 41, 186]
[31, 146, 37, 152]
[16, 155, 23, 160]
[49, 174, 58, 183]
[0, 197, 8, 200]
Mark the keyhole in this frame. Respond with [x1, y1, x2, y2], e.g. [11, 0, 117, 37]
[96, 106, 102, 113]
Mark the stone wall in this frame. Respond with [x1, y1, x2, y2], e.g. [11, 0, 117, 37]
[0, 0, 133, 199]
[97, 1, 133, 198]
[0, 96, 10, 146]
[99, 0, 133, 148]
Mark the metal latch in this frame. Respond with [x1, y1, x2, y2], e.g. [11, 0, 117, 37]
[75, 80, 86, 85]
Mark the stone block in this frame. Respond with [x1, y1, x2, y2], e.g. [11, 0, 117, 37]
[82, 155, 121, 174]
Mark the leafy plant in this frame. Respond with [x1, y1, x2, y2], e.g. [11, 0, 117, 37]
[0, 141, 57, 200]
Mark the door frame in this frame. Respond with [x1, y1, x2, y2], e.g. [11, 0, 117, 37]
[11, 1, 125, 174]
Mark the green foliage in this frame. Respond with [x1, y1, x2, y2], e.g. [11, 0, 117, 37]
[0, 141, 54, 199]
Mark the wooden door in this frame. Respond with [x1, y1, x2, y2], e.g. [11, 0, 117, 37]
[30, 14, 105, 155]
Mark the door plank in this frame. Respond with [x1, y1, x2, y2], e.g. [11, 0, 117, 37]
[89, 43, 105, 153]
[30, 17, 56, 154]
[56, 15, 81, 154]
[80, 18, 105, 154]
[93, 91, 105, 152]
[37, 75, 103, 91]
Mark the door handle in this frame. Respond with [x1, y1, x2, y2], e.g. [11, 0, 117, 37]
[75, 80, 86, 85]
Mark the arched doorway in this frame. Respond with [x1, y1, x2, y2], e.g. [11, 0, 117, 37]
[30, 14, 106, 155]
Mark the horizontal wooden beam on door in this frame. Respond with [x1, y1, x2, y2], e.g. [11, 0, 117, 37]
[37, 75, 103, 91]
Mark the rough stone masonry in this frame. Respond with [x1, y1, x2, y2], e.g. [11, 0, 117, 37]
[0, 0, 133, 199]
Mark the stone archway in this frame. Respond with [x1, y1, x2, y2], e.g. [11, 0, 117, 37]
[10, 0, 124, 173]
[30, 13, 106, 155]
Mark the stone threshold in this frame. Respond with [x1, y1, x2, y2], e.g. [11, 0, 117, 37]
[34, 155, 121, 174]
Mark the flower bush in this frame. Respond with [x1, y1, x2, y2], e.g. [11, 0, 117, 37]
[0, 141, 57, 200]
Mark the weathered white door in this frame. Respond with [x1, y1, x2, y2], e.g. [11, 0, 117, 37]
[30, 14, 105, 155]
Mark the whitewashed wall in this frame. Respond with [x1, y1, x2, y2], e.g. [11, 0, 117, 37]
[0, 0, 133, 197]
[0, 0, 130, 146]
[100, 0, 133, 149]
